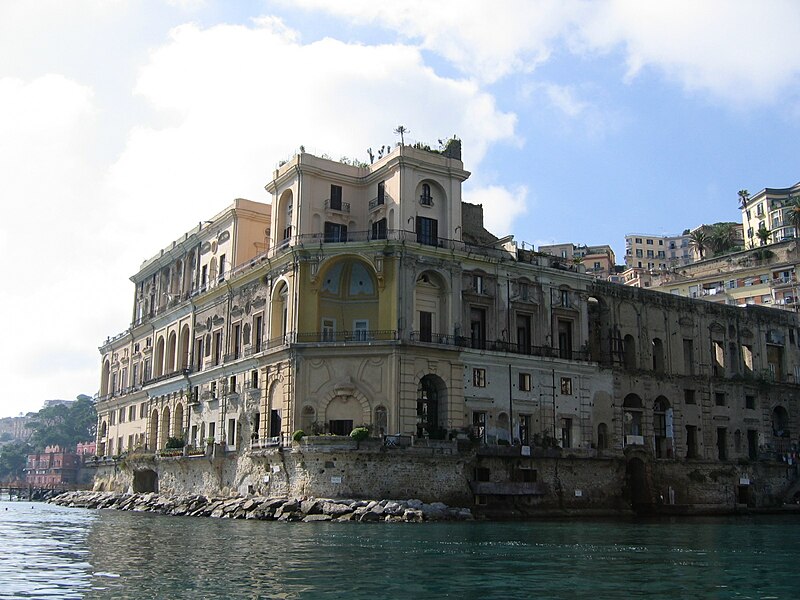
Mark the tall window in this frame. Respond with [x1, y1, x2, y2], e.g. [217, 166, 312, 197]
[371, 218, 387, 240]
[470, 307, 486, 349]
[558, 319, 573, 359]
[419, 311, 432, 342]
[519, 414, 531, 445]
[219, 254, 226, 281]
[416, 216, 438, 246]
[420, 183, 432, 206]
[330, 184, 343, 210]
[254, 314, 263, 352]
[377, 181, 385, 205]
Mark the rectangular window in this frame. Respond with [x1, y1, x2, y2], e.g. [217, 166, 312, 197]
[219, 254, 226, 281]
[519, 414, 531, 446]
[717, 427, 728, 460]
[560, 377, 572, 395]
[683, 339, 694, 374]
[118, 407, 125, 424]
[201, 265, 208, 289]
[229, 375, 237, 394]
[109, 411, 116, 426]
[324, 221, 348, 243]
[254, 315, 263, 352]
[747, 429, 758, 460]
[745, 395, 755, 410]
[353, 319, 369, 341]
[140, 402, 147, 419]
[251, 370, 259, 389]
[227, 418, 237, 448]
[210, 381, 217, 398]
[371, 217, 387, 240]
[128, 406, 136, 421]
[470, 307, 486, 349]
[377, 181, 385, 205]
[686, 425, 698, 459]
[561, 418, 572, 448]
[473, 368, 486, 387]
[232, 322, 241, 359]
[195, 337, 204, 371]
[416, 216, 438, 246]
[473, 274, 484, 294]
[322, 318, 335, 341]
[557, 319, 573, 359]
[329, 419, 353, 436]
[419, 311, 433, 343]
[519, 372, 531, 391]
[516, 314, 531, 354]
[329, 184, 343, 210]
[646, 239, 653, 245]
[214, 331, 223, 366]
[715, 392, 726, 407]
[472, 412, 486, 442]
[684, 389, 696, 404]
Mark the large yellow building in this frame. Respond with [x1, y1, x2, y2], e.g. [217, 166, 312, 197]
[94, 142, 800, 510]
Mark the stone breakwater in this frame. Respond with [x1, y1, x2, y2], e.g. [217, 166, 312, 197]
[50, 491, 474, 523]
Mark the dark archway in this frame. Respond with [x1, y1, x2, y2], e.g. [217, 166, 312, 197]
[417, 374, 447, 439]
[625, 457, 652, 512]
[133, 469, 158, 493]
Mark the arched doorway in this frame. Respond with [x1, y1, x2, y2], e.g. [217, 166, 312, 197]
[417, 375, 447, 439]
[623, 334, 637, 370]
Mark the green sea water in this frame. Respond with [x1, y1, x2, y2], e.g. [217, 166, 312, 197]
[1, 500, 798, 599]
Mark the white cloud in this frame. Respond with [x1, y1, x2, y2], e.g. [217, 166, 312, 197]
[108, 18, 518, 248]
[0, 75, 118, 412]
[290, 0, 800, 107]
[464, 185, 528, 236]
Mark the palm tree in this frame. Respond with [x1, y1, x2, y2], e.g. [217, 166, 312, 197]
[689, 227, 709, 260]
[738, 189, 750, 208]
[707, 223, 736, 256]
[786, 195, 800, 240]
[393, 125, 408, 146]
[755, 224, 771, 246]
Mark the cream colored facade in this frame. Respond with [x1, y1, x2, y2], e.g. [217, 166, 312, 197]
[537, 243, 617, 280]
[625, 232, 692, 270]
[94, 143, 800, 491]
[741, 183, 800, 249]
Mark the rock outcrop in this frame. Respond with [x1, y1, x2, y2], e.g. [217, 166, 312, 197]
[50, 491, 474, 523]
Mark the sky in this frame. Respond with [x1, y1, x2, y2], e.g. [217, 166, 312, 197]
[2, 0, 800, 417]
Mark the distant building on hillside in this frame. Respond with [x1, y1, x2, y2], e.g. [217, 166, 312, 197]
[624, 232, 692, 270]
[43, 399, 75, 409]
[740, 183, 800, 249]
[25, 445, 83, 487]
[538, 243, 616, 280]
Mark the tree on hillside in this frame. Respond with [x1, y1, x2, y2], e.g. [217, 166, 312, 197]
[0, 441, 32, 482]
[25, 395, 96, 451]
[707, 223, 737, 256]
[689, 227, 709, 260]
[755, 224, 771, 246]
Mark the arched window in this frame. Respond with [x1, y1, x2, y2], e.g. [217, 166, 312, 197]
[623, 334, 637, 370]
[154, 336, 165, 377]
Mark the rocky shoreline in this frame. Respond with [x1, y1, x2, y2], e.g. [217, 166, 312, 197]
[49, 491, 474, 523]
